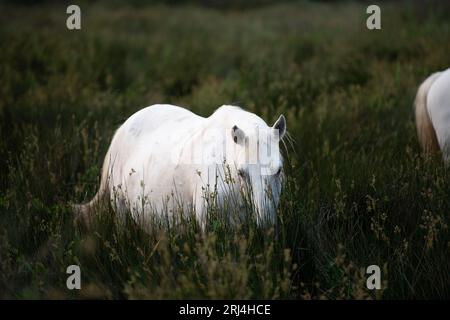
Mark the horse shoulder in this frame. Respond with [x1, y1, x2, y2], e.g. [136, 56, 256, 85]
[427, 68, 450, 157]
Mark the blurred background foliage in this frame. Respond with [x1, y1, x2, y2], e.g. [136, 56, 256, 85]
[0, 0, 449, 299]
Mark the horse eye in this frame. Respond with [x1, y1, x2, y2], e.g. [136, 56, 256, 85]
[276, 168, 282, 176]
[238, 170, 245, 178]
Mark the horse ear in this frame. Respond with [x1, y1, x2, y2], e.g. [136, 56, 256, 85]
[231, 125, 245, 144]
[273, 115, 286, 140]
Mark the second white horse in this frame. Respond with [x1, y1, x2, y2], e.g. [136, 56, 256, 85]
[415, 67, 450, 161]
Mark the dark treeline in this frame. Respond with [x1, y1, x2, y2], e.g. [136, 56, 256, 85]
[2, 0, 449, 16]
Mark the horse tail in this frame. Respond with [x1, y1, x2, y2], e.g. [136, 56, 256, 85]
[414, 72, 441, 154]
[72, 148, 112, 227]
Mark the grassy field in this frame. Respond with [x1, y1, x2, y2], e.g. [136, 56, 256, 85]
[1, 0, 450, 299]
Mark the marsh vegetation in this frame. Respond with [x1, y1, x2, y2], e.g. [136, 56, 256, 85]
[0, 0, 449, 299]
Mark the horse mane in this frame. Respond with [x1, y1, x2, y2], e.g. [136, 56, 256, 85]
[209, 105, 260, 128]
[210, 104, 296, 157]
[214, 105, 243, 111]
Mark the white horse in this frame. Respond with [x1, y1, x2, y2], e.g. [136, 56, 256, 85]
[75, 104, 287, 231]
[415, 67, 450, 161]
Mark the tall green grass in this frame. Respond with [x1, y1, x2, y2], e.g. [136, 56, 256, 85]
[0, 0, 449, 299]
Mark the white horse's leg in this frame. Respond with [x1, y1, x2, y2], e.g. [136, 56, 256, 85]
[193, 186, 207, 232]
